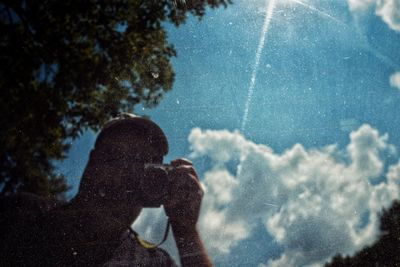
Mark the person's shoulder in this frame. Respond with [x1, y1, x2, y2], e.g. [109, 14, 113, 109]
[0, 192, 65, 224]
[1, 192, 64, 212]
[0, 193, 66, 265]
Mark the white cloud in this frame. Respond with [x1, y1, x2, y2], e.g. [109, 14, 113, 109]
[390, 71, 400, 90]
[131, 125, 399, 266]
[376, 0, 400, 32]
[348, 0, 400, 32]
[347, 124, 388, 179]
[199, 169, 250, 254]
[186, 124, 399, 266]
[348, 0, 376, 11]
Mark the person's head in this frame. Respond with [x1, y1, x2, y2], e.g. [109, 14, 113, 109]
[78, 113, 169, 209]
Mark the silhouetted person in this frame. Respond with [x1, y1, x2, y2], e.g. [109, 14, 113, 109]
[1, 114, 212, 266]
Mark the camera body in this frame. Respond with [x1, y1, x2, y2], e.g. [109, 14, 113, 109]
[139, 163, 175, 207]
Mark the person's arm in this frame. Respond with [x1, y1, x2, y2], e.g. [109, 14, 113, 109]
[171, 223, 212, 267]
[164, 158, 213, 267]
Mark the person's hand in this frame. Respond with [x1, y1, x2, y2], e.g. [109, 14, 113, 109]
[164, 158, 204, 229]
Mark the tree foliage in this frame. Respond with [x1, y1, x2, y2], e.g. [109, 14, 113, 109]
[325, 200, 400, 267]
[0, 0, 231, 198]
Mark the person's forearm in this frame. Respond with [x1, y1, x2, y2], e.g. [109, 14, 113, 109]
[172, 223, 213, 267]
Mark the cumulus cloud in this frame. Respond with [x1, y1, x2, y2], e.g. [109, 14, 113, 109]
[187, 124, 399, 266]
[375, 0, 400, 31]
[390, 71, 400, 90]
[131, 125, 399, 266]
[348, 0, 400, 32]
[348, 0, 376, 11]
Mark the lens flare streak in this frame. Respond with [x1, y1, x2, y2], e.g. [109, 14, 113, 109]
[290, 0, 346, 27]
[241, 0, 276, 132]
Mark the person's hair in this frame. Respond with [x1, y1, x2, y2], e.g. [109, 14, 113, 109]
[77, 114, 168, 200]
[94, 114, 168, 157]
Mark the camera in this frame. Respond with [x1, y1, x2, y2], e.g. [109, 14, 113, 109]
[139, 163, 175, 207]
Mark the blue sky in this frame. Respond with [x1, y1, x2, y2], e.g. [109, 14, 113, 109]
[58, 0, 400, 266]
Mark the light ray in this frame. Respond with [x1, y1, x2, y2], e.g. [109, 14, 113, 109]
[241, 0, 276, 132]
[292, 0, 399, 69]
[290, 0, 346, 27]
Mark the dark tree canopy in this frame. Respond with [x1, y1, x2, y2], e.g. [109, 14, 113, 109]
[0, 0, 232, 198]
[325, 201, 400, 267]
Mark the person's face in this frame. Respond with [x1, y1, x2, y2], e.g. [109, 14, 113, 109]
[106, 134, 164, 204]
